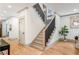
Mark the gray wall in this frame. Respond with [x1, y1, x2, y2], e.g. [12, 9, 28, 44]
[60, 14, 79, 40]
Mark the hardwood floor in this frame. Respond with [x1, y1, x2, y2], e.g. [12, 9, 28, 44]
[42, 41, 77, 55]
[4, 38, 42, 55]
[2, 38, 79, 55]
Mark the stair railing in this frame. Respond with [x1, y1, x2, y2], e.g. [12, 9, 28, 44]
[33, 3, 45, 23]
[32, 3, 56, 47]
[44, 16, 56, 46]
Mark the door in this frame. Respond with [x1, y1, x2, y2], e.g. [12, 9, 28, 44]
[19, 17, 25, 45]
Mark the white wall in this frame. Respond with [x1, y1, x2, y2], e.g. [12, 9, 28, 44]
[2, 20, 7, 36]
[47, 14, 60, 46]
[39, 4, 44, 11]
[60, 14, 79, 40]
[9, 17, 19, 39]
[18, 7, 45, 45]
[2, 17, 19, 39]
[25, 7, 45, 44]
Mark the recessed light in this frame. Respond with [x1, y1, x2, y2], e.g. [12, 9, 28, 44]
[73, 9, 78, 12]
[8, 5, 12, 8]
[3, 10, 7, 13]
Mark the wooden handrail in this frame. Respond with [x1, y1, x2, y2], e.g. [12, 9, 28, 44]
[45, 16, 55, 46]
[44, 15, 55, 31]
[31, 16, 55, 46]
[31, 3, 56, 47]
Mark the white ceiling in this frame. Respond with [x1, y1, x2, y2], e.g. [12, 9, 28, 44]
[0, 3, 34, 20]
[45, 3, 79, 16]
[0, 3, 79, 20]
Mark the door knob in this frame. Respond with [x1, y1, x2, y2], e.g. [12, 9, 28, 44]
[23, 32, 24, 34]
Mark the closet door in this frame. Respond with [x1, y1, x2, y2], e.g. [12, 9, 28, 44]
[19, 17, 25, 44]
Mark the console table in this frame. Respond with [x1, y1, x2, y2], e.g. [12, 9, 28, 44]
[0, 39, 10, 55]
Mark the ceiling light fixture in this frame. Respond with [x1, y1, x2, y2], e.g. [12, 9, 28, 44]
[8, 5, 12, 8]
[73, 9, 78, 12]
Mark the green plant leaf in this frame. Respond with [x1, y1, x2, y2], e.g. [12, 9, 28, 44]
[59, 25, 69, 39]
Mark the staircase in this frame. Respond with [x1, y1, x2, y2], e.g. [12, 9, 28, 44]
[30, 3, 56, 50]
[31, 29, 45, 50]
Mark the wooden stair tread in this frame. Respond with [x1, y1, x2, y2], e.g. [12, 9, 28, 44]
[38, 35, 43, 37]
[39, 32, 44, 35]
[31, 43, 44, 50]
[33, 40, 44, 45]
[35, 39, 44, 43]
[36, 37, 44, 40]
[31, 26, 45, 50]
[32, 42, 44, 46]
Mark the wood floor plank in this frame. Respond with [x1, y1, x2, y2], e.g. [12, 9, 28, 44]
[2, 38, 79, 55]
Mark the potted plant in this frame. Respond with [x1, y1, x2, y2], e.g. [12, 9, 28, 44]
[59, 25, 69, 41]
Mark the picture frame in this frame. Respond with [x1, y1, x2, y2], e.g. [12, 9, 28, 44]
[70, 15, 79, 28]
